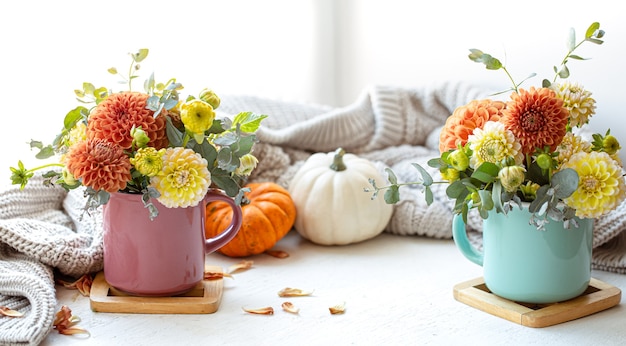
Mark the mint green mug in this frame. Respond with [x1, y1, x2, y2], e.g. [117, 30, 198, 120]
[452, 204, 593, 304]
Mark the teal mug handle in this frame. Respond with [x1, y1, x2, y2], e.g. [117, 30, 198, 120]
[452, 213, 483, 266]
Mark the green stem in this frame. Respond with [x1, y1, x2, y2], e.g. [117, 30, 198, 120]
[26, 162, 65, 174]
[330, 148, 347, 171]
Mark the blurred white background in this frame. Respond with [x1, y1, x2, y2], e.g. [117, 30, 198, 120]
[1, 0, 624, 182]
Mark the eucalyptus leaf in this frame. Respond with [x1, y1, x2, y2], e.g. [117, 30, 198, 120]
[385, 168, 398, 185]
[471, 162, 499, 183]
[384, 185, 400, 204]
[585, 22, 600, 39]
[35, 145, 55, 160]
[551, 168, 579, 199]
[411, 163, 433, 186]
[567, 27, 576, 51]
[165, 117, 184, 147]
[64, 107, 87, 130]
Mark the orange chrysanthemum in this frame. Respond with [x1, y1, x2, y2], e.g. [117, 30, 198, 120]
[66, 138, 131, 192]
[87, 92, 168, 150]
[500, 87, 569, 155]
[439, 99, 505, 153]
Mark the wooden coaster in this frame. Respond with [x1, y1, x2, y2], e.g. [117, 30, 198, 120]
[453, 277, 621, 328]
[89, 265, 224, 314]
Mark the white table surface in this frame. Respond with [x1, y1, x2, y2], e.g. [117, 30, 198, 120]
[42, 231, 626, 346]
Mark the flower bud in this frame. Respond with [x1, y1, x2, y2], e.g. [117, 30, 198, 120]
[536, 153, 553, 170]
[199, 89, 221, 109]
[131, 126, 150, 148]
[440, 167, 460, 182]
[603, 135, 620, 155]
[62, 167, 78, 186]
[235, 154, 259, 176]
[448, 149, 469, 171]
[498, 165, 526, 193]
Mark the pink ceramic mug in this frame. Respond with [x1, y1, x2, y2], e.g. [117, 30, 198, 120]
[102, 189, 242, 296]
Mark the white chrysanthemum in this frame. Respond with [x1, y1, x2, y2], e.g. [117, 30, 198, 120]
[552, 82, 596, 128]
[468, 121, 523, 168]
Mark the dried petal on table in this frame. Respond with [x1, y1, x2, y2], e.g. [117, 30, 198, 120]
[265, 249, 290, 258]
[53, 305, 90, 336]
[0, 306, 24, 317]
[56, 274, 93, 297]
[277, 287, 314, 297]
[242, 306, 274, 315]
[227, 260, 254, 274]
[203, 271, 233, 280]
[329, 302, 346, 315]
[281, 302, 300, 314]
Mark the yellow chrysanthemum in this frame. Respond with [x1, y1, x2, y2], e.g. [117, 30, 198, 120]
[130, 147, 166, 177]
[556, 132, 592, 166]
[180, 99, 215, 134]
[552, 82, 596, 128]
[467, 121, 523, 168]
[67, 122, 87, 147]
[150, 147, 211, 208]
[561, 151, 626, 218]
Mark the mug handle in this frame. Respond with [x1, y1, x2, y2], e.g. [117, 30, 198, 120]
[452, 213, 483, 266]
[202, 188, 243, 253]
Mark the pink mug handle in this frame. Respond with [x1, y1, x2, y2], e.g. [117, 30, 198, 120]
[203, 188, 243, 253]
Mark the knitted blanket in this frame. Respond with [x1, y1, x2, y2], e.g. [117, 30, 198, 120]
[1, 81, 626, 345]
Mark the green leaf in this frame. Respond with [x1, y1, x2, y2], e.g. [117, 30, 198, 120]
[232, 111, 268, 133]
[165, 117, 184, 147]
[217, 146, 239, 172]
[384, 185, 400, 204]
[211, 174, 240, 197]
[492, 180, 504, 213]
[425, 186, 433, 205]
[551, 168, 579, 199]
[63, 107, 86, 130]
[470, 162, 499, 183]
[585, 22, 600, 39]
[385, 168, 398, 185]
[468, 49, 503, 70]
[446, 180, 467, 199]
[411, 163, 433, 186]
[557, 65, 570, 79]
[107, 67, 118, 75]
[569, 54, 585, 61]
[35, 145, 55, 160]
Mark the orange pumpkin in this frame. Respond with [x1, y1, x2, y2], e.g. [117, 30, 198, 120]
[205, 182, 296, 257]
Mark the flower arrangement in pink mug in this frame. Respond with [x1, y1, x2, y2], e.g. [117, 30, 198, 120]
[11, 49, 266, 219]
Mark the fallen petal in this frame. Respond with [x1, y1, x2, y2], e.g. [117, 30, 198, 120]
[0, 306, 24, 317]
[53, 305, 89, 336]
[242, 306, 274, 315]
[203, 272, 233, 280]
[281, 302, 300, 314]
[329, 302, 346, 315]
[228, 260, 254, 274]
[56, 274, 94, 297]
[265, 250, 290, 258]
[277, 287, 314, 297]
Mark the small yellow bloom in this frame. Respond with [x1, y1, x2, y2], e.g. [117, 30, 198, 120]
[180, 99, 215, 134]
[520, 181, 541, 201]
[235, 154, 258, 176]
[150, 147, 211, 208]
[131, 126, 150, 148]
[440, 168, 460, 182]
[67, 122, 87, 147]
[556, 132, 591, 166]
[130, 147, 166, 177]
[561, 151, 626, 218]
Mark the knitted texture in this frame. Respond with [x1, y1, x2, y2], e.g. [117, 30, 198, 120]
[0, 175, 103, 346]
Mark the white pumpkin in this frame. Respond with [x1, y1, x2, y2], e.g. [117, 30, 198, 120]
[288, 148, 393, 245]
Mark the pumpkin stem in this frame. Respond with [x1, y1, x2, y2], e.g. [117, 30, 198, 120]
[330, 148, 347, 171]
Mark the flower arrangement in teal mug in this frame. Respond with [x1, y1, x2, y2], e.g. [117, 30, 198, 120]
[370, 22, 626, 230]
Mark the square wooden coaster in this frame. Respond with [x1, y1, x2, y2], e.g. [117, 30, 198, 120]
[453, 277, 621, 328]
[89, 265, 224, 314]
